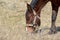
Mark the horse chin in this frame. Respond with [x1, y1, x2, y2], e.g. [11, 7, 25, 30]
[26, 27, 34, 33]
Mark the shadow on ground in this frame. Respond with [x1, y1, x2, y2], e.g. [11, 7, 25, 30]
[56, 26, 60, 32]
[35, 26, 60, 33]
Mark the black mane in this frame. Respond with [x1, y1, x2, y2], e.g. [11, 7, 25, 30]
[30, 0, 38, 9]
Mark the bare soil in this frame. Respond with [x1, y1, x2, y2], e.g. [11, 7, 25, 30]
[0, 0, 60, 40]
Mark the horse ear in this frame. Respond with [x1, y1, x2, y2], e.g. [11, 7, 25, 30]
[27, 3, 30, 8]
[25, 1, 32, 10]
[27, 3, 32, 11]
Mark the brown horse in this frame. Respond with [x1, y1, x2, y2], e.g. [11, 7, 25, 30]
[25, 0, 60, 34]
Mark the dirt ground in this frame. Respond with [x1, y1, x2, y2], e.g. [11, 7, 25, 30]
[0, 0, 60, 40]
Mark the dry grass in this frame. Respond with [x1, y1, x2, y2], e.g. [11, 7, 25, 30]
[0, 0, 60, 40]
